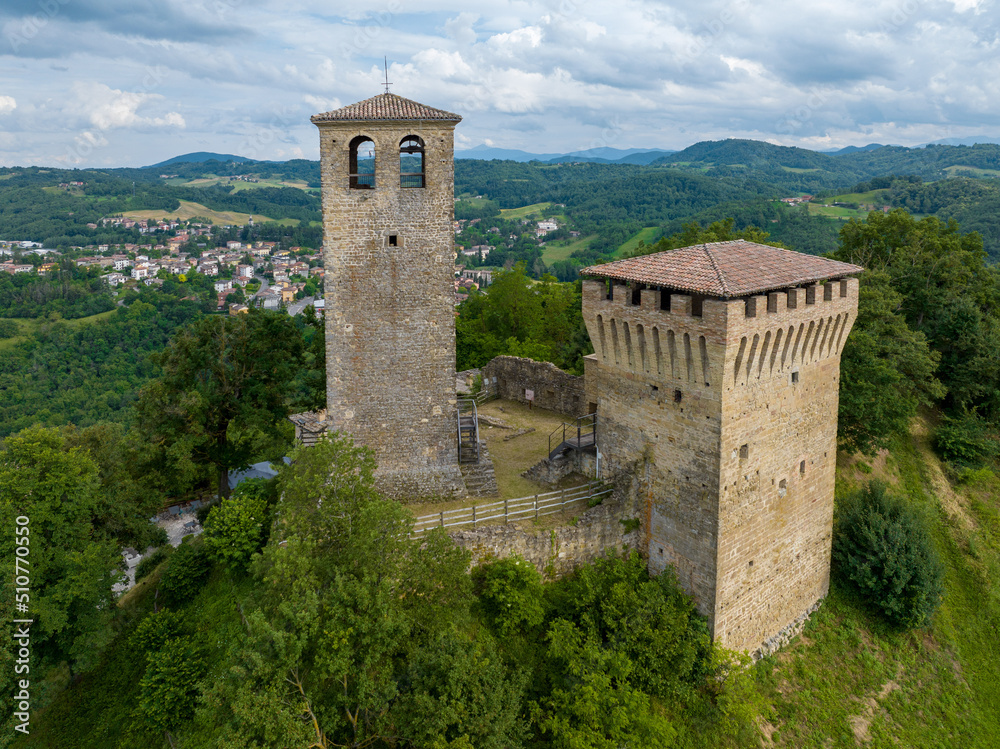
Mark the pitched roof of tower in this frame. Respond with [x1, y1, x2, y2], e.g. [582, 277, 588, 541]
[581, 240, 863, 298]
[311, 93, 462, 123]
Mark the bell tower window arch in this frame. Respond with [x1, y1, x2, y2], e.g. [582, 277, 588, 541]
[349, 135, 375, 189]
[399, 135, 425, 188]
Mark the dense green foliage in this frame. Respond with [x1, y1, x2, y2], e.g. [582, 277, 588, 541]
[202, 479, 274, 572]
[134, 546, 172, 583]
[0, 421, 172, 738]
[933, 412, 1000, 468]
[456, 264, 593, 373]
[0, 264, 114, 319]
[156, 542, 212, 608]
[0, 291, 203, 438]
[832, 209, 1000, 454]
[833, 481, 944, 628]
[135, 309, 304, 495]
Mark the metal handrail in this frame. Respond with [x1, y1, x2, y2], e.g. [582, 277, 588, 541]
[548, 412, 597, 456]
[457, 397, 480, 463]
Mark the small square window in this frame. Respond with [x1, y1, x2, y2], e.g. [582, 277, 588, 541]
[791, 371, 799, 384]
[388, 235, 398, 246]
[739, 444, 749, 460]
[673, 389, 682, 403]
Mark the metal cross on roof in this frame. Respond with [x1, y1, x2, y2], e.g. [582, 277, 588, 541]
[382, 57, 392, 93]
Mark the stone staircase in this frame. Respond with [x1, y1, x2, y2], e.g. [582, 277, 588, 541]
[461, 442, 500, 498]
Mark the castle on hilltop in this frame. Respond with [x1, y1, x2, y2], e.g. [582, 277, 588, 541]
[299, 93, 862, 654]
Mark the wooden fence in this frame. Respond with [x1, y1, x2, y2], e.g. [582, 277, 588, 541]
[412, 481, 612, 536]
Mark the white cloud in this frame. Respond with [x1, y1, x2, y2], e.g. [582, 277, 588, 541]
[1, 0, 999, 164]
[70, 83, 185, 130]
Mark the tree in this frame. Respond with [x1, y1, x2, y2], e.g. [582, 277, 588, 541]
[837, 272, 945, 454]
[200, 433, 497, 749]
[203, 479, 271, 572]
[833, 481, 943, 628]
[0, 427, 123, 680]
[135, 309, 303, 496]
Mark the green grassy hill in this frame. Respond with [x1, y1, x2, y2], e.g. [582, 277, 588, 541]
[15, 415, 1000, 747]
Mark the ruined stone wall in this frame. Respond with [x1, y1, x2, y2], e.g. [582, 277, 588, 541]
[449, 473, 642, 578]
[483, 356, 588, 417]
[316, 119, 464, 499]
[580, 276, 859, 653]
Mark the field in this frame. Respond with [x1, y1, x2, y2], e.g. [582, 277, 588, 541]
[540, 233, 594, 263]
[758, 417, 1000, 747]
[943, 165, 1000, 179]
[0, 310, 116, 351]
[500, 201, 555, 220]
[616, 226, 661, 255]
[122, 198, 296, 226]
[806, 203, 866, 220]
[165, 175, 318, 193]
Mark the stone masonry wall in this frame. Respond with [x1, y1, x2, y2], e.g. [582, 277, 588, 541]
[449, 472, 641, 578]
[316, 118, 465, 499]
[714, 279, 857, 652]
[483, 356, 589, 417]
[580, 276, 859, 653]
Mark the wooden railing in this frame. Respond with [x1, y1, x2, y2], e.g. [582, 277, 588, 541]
[411, 481, 611, 536]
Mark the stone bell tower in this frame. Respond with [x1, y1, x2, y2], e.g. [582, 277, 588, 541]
[311, 93, 465, 499]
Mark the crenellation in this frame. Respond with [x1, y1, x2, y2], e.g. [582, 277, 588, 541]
[581, 241, 860, 652]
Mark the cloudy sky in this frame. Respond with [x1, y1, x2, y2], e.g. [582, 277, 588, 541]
[0, 0, 997, 167]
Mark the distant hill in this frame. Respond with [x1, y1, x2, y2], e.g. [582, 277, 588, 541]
[148, 152, 255, 168]
[455, 145, 674, 165]
[654, 139, 834, 170]
[824, 143, 888, 155]
[920, 135, 1000, 147]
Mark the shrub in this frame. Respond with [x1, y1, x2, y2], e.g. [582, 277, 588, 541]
[135, 545, 173, 583]
[934, 412, 999, 468]
[130, 610, 184, 655]
[137, 636, 205, 733]
[472, 554, 546, 637]
[0, 319, 19, 338]
[202, 484, 270, 572]
[833, 481, 943, 628]
[157, 542, 211, 607]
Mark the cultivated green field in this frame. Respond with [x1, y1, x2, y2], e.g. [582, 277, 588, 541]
[540, 234, 594, 263]
[0, 310, 116, 351]
[500, 201, 555, 220]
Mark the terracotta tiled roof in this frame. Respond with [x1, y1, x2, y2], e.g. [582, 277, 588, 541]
[311, 93, 462, 123]
[581, 240, 863, 298]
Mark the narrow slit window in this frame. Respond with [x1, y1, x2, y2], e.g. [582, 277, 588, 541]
[349, 135, 375, 189]
[399, 135, 424, 188]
